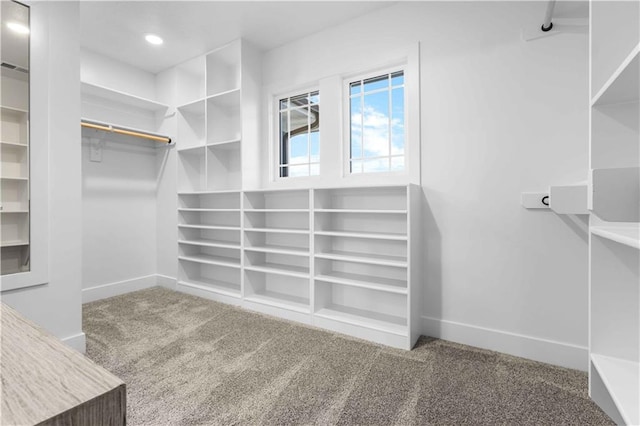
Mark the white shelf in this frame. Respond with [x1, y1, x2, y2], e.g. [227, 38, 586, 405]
[0, 176, 28, 181]
[177, 98, 206, 116]
[178, 224, 240, 231]
[0, 105, 28, 114]
[315, 250, 407, 268]
[0, 141, 27, 148]
[315, 209, 407, 214]
[315, 230, 408, 241]
[81, 81, 168, 112]
[177, 145, 205, 154]
[245, 227, 309, 235]
[206, 88, 240, 106]
[178, 208, 239, 213]
[178, 278, 241, 298]
[178, 239, 240, 250]
[244, 245, 310, 257]
[315, 306, 407, 336]
[591, 224, 640, 249]
[315, 272, 407, 294]
[244, 209, 309, 213]
[244, 291, 310, 313]
[207, 138, 241, 148]
[178, 189, 240, 196]
[245, 263, 309, 279]
[1, 240, 29, 248]
[591, 354, 639, 426]
[0, 210, 29, 214]
[179, 254, 241, 268]
[592, 44, 640, 107]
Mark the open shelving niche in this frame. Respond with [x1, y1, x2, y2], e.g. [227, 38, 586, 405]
[588, 1, 639, 424]
[1, 65, 30, 275]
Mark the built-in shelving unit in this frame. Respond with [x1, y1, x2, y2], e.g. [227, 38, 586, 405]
[174, 185, 420, 349]
[1, 65, 30, 275]
[589, 1, 640, 424]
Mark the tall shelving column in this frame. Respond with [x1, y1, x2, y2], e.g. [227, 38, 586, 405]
[588, 1, 640, 425]
[175, 39, 259, 305]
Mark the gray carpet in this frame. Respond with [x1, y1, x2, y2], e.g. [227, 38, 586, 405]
[83, 287, 612, 425]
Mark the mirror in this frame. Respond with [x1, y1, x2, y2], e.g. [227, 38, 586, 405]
[1, 0, 30, 275]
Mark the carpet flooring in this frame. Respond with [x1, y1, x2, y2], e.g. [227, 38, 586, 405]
[83, 287, 613, 425]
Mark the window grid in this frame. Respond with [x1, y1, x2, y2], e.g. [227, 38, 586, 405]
[349, 71, 405, 174]
[278, 91, 320, 178]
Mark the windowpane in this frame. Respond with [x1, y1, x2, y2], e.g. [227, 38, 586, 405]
[391, 72, 404, 87]
[287, 164, 309, 177]
[350, 82, 361, 96]
[310, 131, 320, 162]
[363, 90, 389, 158]
[363, 158, 389, 173]
[348, 71, 404, 174]
[350, 96, 362, 158]
[363, 75, 389, 92]
[310, 163, 320, 176]
[391, 88, 404, 155]
[391, 156, 405, 171]
[278, 90, 319, 178]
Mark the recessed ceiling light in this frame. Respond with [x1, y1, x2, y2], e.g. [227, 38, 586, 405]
[7, 22, 29, 35]
[145, 34, 163, 45]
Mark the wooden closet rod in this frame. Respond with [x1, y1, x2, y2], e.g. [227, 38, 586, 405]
[81, 120, 172, 144]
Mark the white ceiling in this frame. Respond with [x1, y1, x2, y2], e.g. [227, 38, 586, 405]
[79, 1, 395, 74]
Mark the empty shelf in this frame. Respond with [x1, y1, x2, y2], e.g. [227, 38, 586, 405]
[591, 225, 640, 249]
[178, 208, 239, 212]
[178, 224, 240, 231]
[179, 254, 241, 268]
[315, 272, 407, 294]
[315, 250, 407, 268]
[81, 81, 169, 112]
[244, 245, 310, 257]
[244, 209, 309, 213]
[178, 239, 240, 250]
[591, 354, 639, 426]
[245, 227, 309, 235]
[315, 209, 407, 214]
[245, 262, 309, 278]
[315, 230, 407, 241]
[207, 138, 241, 147]
[1, 240, 29, 248]
[0, 141, 28, 148]
[244, 291, 310, 313]
[178, 278, 241, 298]
[315, 305, 407, 336]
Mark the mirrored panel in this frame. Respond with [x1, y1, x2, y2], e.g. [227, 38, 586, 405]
[1, 0, 30, 275]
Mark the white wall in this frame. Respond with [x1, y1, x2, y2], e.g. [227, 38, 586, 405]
[2, 1, 85, 351]
[80, 50, 176, 301]
[259, 2, 589, 369]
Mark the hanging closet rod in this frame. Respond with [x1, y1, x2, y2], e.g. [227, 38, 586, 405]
[81, 120, 172, 144]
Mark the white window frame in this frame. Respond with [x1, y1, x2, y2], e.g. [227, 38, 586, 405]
[341, 43, 420, 185]
[344, 66, 407, 177]
[271, 86, 321, 182]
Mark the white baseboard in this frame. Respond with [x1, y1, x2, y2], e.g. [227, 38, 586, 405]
[62, 332, 86, 353]
[156, 274, 177, 290]
[82, 274, 158, 304]
[422, 316, 588, 371]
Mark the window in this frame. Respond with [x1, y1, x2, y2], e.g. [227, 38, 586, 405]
[278, 91, 320, 178]
[349, 71, 405, 174]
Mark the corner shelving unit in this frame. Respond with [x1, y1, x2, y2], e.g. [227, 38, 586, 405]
[588, 1, 639, 424]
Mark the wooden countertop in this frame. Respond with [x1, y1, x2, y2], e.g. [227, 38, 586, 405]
[1, 303, 126, 425]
